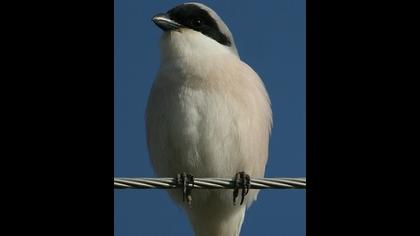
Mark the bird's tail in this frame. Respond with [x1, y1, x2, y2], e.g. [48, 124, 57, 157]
[186, 204, 246, 236]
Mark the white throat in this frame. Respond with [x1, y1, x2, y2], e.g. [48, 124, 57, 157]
[159, 29, 238, 62]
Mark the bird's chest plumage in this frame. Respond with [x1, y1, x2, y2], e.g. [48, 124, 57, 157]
[147, 53, 270, 181]
[148, 81, 244, 178]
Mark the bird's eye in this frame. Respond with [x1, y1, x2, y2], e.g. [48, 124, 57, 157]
[191, 18, 202, 27]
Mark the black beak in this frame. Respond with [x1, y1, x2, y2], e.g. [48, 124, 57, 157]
[152, 13, 182, 31]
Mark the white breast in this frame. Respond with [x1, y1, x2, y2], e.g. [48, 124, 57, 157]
[146, 52, 271, 179]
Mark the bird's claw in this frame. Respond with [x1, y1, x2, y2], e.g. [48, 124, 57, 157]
[176, 172, 194, 206]
[233, 171, 250, 206]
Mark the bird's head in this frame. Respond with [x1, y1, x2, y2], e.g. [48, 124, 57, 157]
[152, 2, 239, 61]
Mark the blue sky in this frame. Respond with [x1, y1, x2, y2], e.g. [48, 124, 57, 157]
[114, 0, 305, 235]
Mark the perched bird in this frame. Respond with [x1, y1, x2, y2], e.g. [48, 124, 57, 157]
[146, 2, 272, 236]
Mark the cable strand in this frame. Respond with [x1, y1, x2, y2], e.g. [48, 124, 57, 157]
[114, 177, 306, 189]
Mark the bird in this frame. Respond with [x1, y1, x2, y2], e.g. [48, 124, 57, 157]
[146, 2, 272, 236]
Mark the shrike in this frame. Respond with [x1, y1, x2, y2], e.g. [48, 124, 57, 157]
[146, 2, 272, 236]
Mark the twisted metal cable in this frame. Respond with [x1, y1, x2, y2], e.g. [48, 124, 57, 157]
[114, 177, 306, 189]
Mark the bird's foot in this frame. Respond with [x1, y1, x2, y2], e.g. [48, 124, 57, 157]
[233, 171, 251, 206]
[176, 172, 194, 206]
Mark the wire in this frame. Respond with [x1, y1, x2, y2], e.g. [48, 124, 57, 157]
[114, 177, 306, 189]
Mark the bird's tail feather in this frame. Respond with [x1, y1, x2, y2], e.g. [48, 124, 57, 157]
[187, 205, 246, 236]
